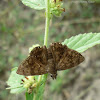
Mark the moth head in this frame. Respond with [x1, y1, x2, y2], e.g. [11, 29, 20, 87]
[50, 73, 57, 80]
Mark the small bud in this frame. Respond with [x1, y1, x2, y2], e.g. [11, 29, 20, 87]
[25, 76, 29, 80]
[28, 87, 33, 94]
[24, 83, 30, 88]
[50, 0, 65, 17]
[62, 8, 65, 12]
[21, 79, 24, 82]
[32, 83, 37, 88]
[57, 5, 60, 8]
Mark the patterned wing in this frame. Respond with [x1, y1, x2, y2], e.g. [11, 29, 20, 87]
[49, 42, 85, 70]
[30, 46, 48, 64]
[49, 42, 67, 65]
[17, 46, 48, 76]
[57, 46, 85, 70]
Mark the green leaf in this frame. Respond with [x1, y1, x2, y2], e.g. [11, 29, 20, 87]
[63, 33, 100, 53]
[7, 67, 25, 93]
[21, 0, 46, 10]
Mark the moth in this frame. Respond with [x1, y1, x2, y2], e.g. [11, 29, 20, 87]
[17, 42, 85, 79]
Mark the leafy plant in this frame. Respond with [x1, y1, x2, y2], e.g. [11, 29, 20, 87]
[7, 0, 100, 100]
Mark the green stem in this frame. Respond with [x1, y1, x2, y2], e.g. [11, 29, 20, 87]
[33, 0, 51, 99]
[33, 93, 36, 100]
[44, 0, 50, 46]
[43, 0, 51, 80]
[38, 0, 50, 83]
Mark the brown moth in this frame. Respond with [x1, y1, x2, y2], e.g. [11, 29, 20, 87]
[17, 42, 85, 79]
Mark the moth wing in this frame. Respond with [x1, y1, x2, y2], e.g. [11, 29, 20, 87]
[57, 48, 85, 70]
[50, 42, 67, 65]
[49, 42, 84, 70]
[30, 46, 48, 64]
[17, 46, 48, 76]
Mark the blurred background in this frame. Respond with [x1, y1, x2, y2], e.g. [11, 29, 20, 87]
[0, 0, 100, 100]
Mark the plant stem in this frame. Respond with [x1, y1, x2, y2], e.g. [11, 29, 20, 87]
[43, 0, 51, 80]
[38, 0, 50, 83]
[33, 0, 50, 99]
[33, 93, 36, 100]
[44, 0, 50, 46]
